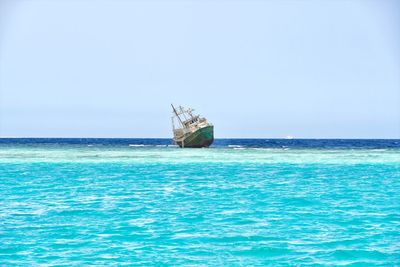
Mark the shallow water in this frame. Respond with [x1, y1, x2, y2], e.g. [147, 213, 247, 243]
[1, 139, 399, 266]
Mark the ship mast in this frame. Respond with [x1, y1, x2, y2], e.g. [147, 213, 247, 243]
[171, 104, 184, 127]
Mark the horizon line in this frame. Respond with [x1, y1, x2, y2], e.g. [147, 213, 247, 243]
[0, 137, 399, 140]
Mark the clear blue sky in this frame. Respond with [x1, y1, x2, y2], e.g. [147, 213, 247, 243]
[0, 0, 399, 138]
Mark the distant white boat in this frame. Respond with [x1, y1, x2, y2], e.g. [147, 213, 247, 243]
[285, 135, 295, 139]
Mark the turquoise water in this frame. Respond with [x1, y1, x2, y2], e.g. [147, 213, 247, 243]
[1, 141, 400, 265]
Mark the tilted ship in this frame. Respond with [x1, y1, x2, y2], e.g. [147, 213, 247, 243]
[171, 104, 214, 148]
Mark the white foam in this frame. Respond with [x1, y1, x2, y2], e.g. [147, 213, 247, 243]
[228, 145, 243, 148]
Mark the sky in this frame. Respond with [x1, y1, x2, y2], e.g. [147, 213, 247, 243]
[0, 0, 399, 138]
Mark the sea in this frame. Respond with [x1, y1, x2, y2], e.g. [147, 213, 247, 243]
[0, 138, 399, 266]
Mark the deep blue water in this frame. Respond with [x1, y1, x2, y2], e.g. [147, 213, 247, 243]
[1, 138, 399, 149]
[0, 139, 399, 266]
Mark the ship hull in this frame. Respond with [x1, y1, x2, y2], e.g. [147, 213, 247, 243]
[175, 125, 214, 148]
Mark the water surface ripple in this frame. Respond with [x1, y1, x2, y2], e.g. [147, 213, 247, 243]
[0, 139, 399, 266]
